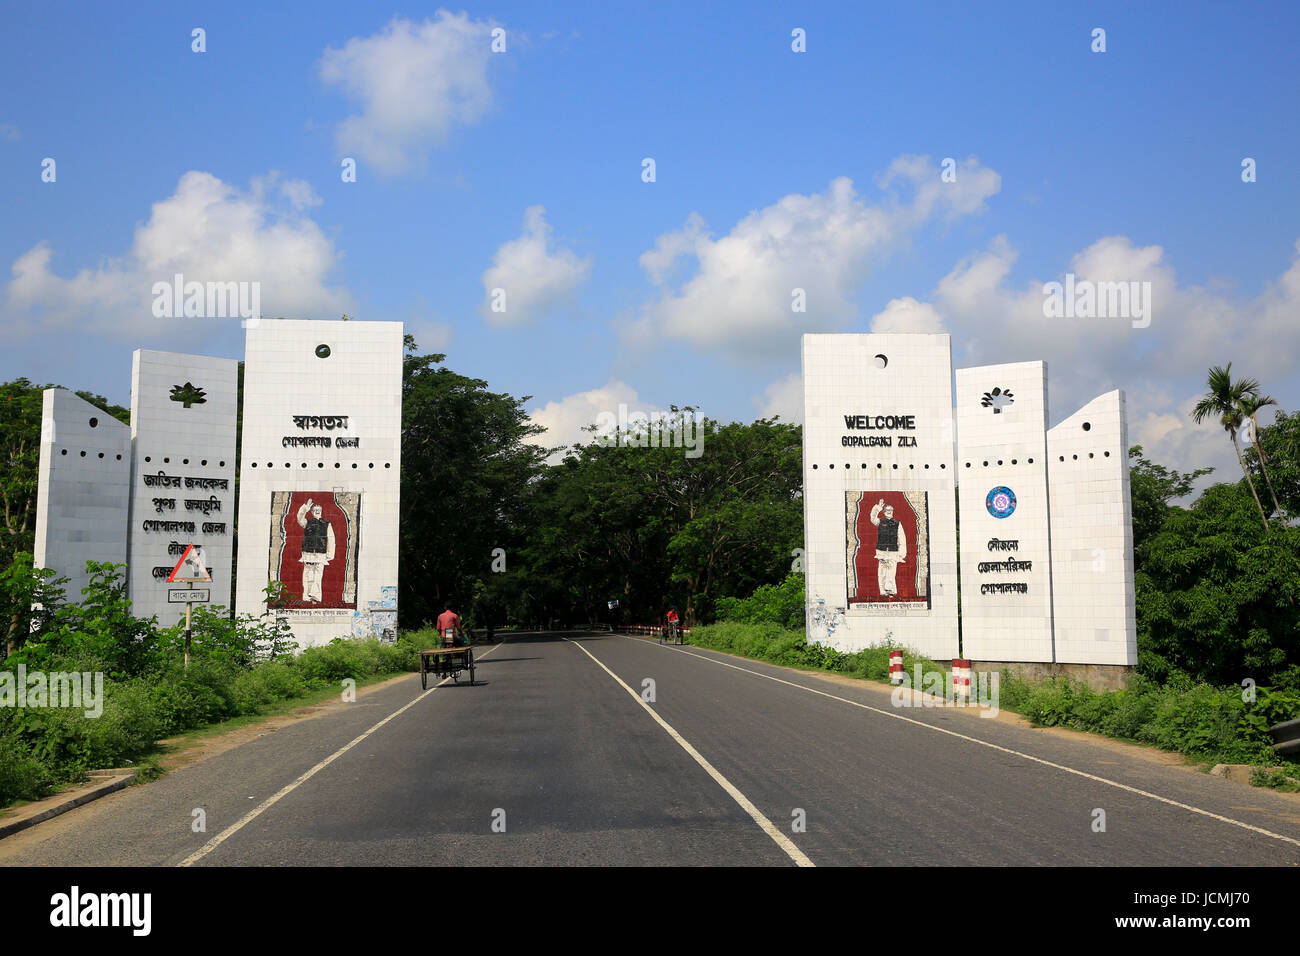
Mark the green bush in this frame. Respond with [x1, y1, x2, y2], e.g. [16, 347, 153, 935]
[713, 573, 806, 630]
[686, 621, 945, 688]
[1003, 670, 1299, 767]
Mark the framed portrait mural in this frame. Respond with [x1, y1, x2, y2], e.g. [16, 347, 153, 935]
[268, 491, 361, 609]
[846, 491, 930, 610]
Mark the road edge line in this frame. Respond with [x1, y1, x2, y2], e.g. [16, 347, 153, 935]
[565, 637, 814, 867]
[178, 639, 506, 866]
[626, 636, 1300, 851]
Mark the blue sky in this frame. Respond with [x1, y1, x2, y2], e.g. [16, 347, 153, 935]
[2, 1, 1298, 483]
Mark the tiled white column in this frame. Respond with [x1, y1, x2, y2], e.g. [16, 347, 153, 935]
[802, 333, 958, 660]
[1047, 391, 1137, 665]
[955, 362, 1054, 662]
[34, 389, 132, 603]
[127, 351, 238, 625]
[234, 319, 403, 649]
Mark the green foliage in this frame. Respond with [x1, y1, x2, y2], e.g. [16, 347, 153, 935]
[713, 572, 806, 630]
[686, 621, 945, 687]
[509, 412, 802, 628]
[398, 337, 550, 630]
[0, 556, 428, 807]
[1127, 446, 1212, 553]
[11, 562, 159, 678]
[1249, 766, 1300, 792]
[1003, 670, 1300, 766]
[1134, 483, 1300, 686]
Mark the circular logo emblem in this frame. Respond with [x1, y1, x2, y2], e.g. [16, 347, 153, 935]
[986, 486, 1016, 518]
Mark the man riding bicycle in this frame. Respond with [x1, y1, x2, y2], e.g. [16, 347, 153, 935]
[436, 602, 465, 647]
[664, 606, 681, 643]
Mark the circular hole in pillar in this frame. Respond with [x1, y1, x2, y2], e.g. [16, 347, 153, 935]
[60, 449, 67, 456]
[1082, 421, 1091, 431]
[97, 452, 104, 458]
[88, 417, 98, 428]
[80, 451, 86, 457]
[873, 354, 888, 369]
[315, 344, 332, 359]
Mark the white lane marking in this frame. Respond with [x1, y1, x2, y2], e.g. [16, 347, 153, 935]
[622, 635, 1300, 851]
[179, 641, 506, 867]
[566, 637, 814, 867]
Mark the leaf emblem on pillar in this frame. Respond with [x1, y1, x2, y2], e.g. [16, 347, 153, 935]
[169, 382, 207, 408]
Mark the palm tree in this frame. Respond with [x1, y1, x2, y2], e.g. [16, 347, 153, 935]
[1191, 364, 1269, 530]
[1238, 390, 1285, 518]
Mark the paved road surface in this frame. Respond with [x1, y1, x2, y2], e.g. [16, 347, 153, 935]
[4, 632, 1299, 866]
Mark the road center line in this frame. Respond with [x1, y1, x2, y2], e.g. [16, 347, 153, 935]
[178, 640, 507, 867]
[625, 635, 1300, 851]
[565, 637, 814, 867]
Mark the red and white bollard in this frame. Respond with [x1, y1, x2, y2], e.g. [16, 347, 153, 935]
[952, 659, 972, 704]
[889, 650, 905, 685]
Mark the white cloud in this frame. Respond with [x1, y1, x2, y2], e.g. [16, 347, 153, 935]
[480, 205, 591, 325]
[527, 380, 641, 462]
[876, 233, 1300, 489]
[320, 12, 498, 175]
[3, 170, 351, 339]
[754, 372, 804, 424]
[630, 156, 1001, 360]
[869, 296, 946, 334]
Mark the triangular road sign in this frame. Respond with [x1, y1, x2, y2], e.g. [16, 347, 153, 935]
[168, 544, 212, 583]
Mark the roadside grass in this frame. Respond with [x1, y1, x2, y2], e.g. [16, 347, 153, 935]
[0, 635, 427, 810]
[685, 622, 1300, 791]
[684, 621, 948, 691]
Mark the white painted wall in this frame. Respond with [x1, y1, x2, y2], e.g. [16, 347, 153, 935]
[34, 389, 132, 604]
[1047, 391, 1137, 665]
[955, 362, 1055, 662]
[127, 351, 239, 625]
[802, 333, 959, 660]
[234, 319, 403, 648]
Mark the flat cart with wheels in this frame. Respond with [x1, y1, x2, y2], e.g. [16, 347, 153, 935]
[419, 645, 476, 688]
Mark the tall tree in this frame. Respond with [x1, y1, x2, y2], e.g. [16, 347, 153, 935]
[1127, 445, 1213, 556]
[1238, 390, 1285, 518]
[1191, 364, 1269, 529]
[399, 336, 551, 628]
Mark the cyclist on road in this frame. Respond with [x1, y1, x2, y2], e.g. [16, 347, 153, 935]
[665, 605, 681, 642]
[436, 602, 464, 647]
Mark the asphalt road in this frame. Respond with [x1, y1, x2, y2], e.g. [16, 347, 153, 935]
[4, 631, 1300, 866]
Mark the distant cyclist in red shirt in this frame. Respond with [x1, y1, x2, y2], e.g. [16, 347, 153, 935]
[665, 606, 681, 642]
[436, 602, 464, 647]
